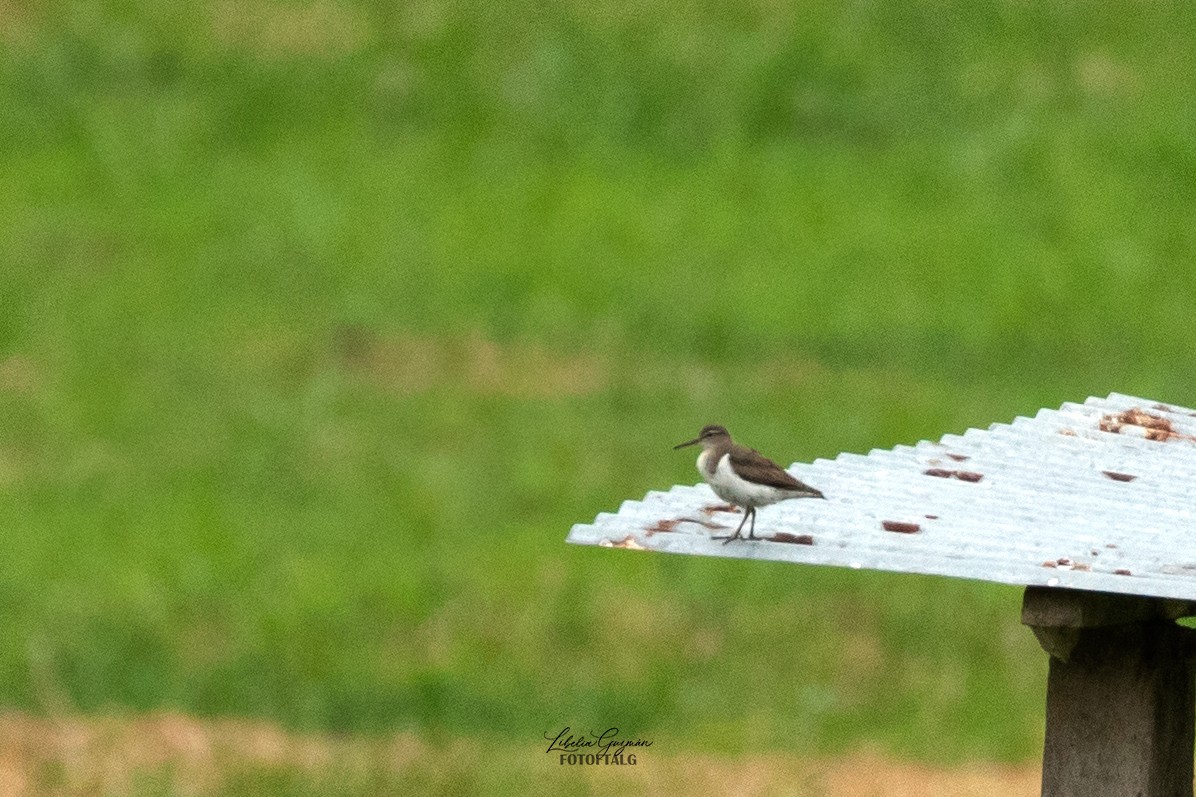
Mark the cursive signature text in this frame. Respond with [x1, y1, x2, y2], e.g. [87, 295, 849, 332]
[544, 727, 653, 754]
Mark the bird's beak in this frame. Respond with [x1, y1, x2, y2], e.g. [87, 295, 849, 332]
[673, 437, 701, 450]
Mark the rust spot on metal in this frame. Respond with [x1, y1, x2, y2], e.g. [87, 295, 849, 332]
[1099, 407, 1196, 443]
[1048, 557, 1087, 570]
[882, 521, 921, 534]
[702, 503, 739, 514]
[647, 517, 728, 535]
[946, 453, 970, 462]
[1059, 428, 1077, 436]
[770, 532, 814, 545]
[1153, 403, 1176, 413]
[1102, 470, 1137, 482]
[599, 536, 646, 550]
[1114, 568, 1132, 576]
[1101, 407, 1172, 433]
[645, 519, 685, 536]
[923, 468, 984, 482]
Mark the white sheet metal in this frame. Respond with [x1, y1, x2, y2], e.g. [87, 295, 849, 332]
[566, 393, 1196, 600]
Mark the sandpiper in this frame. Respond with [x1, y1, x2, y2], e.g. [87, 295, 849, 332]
[674, 425, 825, 544]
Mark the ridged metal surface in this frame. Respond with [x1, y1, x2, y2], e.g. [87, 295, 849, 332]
[567, 393, 1196, 600]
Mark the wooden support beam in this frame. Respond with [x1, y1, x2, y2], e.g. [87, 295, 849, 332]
[1022, 587, 1196, 797]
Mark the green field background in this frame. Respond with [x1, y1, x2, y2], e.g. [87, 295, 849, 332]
[3, 0, 1196, 791]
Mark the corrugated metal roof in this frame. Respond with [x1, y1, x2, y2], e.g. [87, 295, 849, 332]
[567, 393, 1196, 600]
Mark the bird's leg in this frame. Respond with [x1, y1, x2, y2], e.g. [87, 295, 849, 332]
[746, 508, 759, 540]
[714, 507, 750, 543]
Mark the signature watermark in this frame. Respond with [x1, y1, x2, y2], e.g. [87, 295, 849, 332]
[544, 727, 652, 766]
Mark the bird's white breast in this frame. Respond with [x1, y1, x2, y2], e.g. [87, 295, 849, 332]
[698, 452, 792, 508]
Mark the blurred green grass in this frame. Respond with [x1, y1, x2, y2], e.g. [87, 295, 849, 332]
[0, 712, 1041, 796]
[3, 0, 1196, 779]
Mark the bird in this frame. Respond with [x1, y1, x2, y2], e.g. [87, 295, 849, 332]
[674, 424, 825, 544]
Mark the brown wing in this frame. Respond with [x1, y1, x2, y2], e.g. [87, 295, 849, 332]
[729, 445, 825, 497]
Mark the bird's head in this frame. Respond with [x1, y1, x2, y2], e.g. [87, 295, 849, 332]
[673, 424, 731, 450]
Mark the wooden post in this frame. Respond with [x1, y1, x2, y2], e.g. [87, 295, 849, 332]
[1022, 587, 1196, 797]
